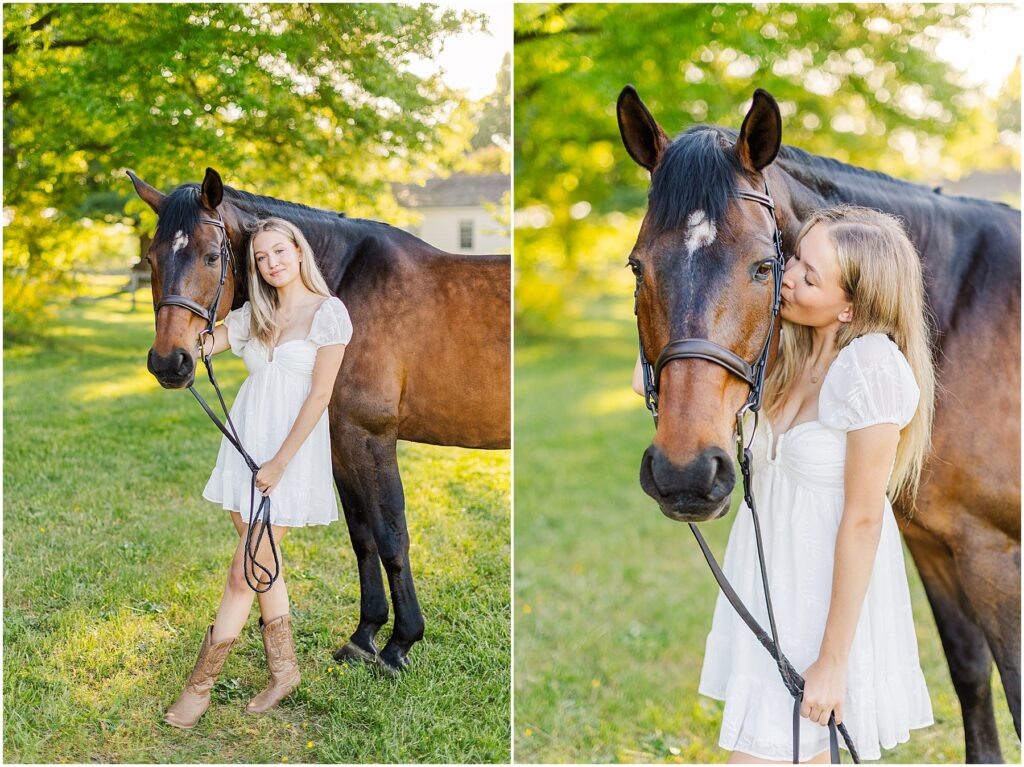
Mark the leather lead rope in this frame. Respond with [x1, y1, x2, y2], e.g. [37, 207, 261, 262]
[156, 215, 280, 593]
[188, 351, 280, 593]
[635, 181, 859, 764]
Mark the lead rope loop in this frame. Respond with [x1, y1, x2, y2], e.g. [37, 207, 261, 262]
[189, 345, 280, 593]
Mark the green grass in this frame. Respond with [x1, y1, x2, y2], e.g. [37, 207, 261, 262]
[3, 282, 511, 763]
[513, 291, 1019, 764]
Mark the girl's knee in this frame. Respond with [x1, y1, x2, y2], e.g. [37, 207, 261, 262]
[226, 564, 250, 595]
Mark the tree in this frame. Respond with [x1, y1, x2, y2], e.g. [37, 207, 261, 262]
[472, 51, 511, 151]
[3, 3, 482, 340]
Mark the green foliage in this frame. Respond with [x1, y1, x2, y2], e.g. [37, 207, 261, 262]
[472, 52, 511, 151]
[3, 3, 483, 340]
[457, 51, 512, 175]
[513, 3, 1016, 329]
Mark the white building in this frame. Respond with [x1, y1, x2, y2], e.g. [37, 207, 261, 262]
[394, 173, 510, 255]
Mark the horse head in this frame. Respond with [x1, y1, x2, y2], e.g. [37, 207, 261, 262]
[618, 86, 786, 522]
[128, 167, 244, 388]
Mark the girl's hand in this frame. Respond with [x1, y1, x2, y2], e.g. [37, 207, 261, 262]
[255, 457, 287, 496]
[800, 656, 848, 726]
[632, 351, 645, 396]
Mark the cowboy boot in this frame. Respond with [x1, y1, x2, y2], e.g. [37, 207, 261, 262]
[245, 614, 301, 714]
[164, 625, 236, 729]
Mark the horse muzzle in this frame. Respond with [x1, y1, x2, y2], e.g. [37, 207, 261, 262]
[640, 443, 734, 522]
[148, 346, 197, 389]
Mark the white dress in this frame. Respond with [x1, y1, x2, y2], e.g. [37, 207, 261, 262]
[201, 296, 353, 527]
[697, 333, 934, 761]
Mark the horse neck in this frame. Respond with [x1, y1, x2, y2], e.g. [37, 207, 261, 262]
[773, 153, 940, 221]
[771, 150, 1020, 337]
[221, 194, 365, 295]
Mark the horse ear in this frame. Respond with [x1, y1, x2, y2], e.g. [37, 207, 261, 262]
[736, 89, 782, 172]
[126, 169, 165, 213]
[617, 85, 671, 173]
[201, 167, 224, 209]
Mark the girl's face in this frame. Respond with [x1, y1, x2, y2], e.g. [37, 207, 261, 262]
[252, 230, 302, 289]
[779, 223, 853, 330]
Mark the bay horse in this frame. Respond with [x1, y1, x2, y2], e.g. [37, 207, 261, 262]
[129, 168, 510, 672]
[617, 86, 1020, 762]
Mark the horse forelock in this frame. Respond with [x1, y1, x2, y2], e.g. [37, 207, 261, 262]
[154, 184, 202, 243]
[648, 126, 742, 237]
[154, 182, 347, 243]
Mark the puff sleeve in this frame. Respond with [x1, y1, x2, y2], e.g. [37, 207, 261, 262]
[309, 296, 353, 348]
[819, 333, 920, 432]
[222, 301, 252, 357]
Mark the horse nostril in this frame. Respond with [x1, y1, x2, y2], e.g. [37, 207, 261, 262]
[703, 453, 722, 494]
[703, 448, 734, 502]
[175, 348, 192, 377]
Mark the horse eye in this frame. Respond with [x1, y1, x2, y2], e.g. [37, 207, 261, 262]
[755, 260, 773, 280]
[205, 253, 220, 267]
[628, 260, 643, 279]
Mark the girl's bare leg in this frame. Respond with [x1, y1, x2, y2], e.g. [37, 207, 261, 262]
[227, 511, 292, 623]
[728, 748, 831, 764]
[211, 512, 289, 643]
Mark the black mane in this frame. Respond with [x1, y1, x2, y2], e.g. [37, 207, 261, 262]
[647, 126, 743, 233]
[645, 125, 1017, 235]
[154, 182, 346, 242]
[224, 186, 346, 228]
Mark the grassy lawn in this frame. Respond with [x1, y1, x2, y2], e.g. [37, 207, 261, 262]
[513, 291, 1020, 764]
[4, 283, 511, 763]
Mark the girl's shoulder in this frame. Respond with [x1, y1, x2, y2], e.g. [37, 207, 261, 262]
[832, 332, 912, 378]
[839, 332, 901, 360]
[310, 294, 353, 347]
[227, 300, 252, 320]
[821, 333, 919, 431]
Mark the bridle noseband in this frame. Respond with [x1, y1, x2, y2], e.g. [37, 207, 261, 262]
[155, 214, 280, 593]
[633, 180, 859, 764]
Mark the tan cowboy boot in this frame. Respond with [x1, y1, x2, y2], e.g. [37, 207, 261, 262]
[245, 614, 301, 714]
[164, 625, 236, 729]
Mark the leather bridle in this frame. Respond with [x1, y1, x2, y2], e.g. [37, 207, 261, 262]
[634, 180, 859, 764]
[155, 214, 280, 593]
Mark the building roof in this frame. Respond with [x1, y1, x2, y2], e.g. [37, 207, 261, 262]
[394, 173, 509, 209]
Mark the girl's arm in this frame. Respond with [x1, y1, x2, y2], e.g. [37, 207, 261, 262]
[800, 422, 899, 726]
[632, 351, 645, 396]
[255, 343, 348, 494]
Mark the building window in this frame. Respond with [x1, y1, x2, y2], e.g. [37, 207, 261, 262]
[459, 219, 474, 250]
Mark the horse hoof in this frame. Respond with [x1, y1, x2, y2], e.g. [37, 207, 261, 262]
[332, 641, 378, 665]
[378, 645, 410, 674]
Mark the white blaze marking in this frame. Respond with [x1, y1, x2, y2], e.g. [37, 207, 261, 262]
[685, 210, 717, 255]
[171, 230, 189, 253]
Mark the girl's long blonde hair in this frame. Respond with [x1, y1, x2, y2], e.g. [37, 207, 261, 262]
[763, 205, 936, 507]
[243, 217, 332, 346]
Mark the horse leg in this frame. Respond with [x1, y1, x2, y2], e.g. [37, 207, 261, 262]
[952, 520, 1022, 740]
[367, 445, 424, 673]
[904, 525, 1004, 763]
[331, 461, 389, 664]
[329, 426, 423, 673]
[329, 423, 392, 665]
